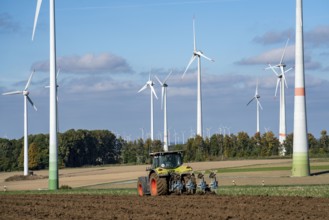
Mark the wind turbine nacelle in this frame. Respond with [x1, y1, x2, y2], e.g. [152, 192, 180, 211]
[23, 91, 30, 96]
[277, 63, 286, 68]
[194, 50, 203, 56]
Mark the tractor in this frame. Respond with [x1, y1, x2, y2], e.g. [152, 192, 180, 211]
[137, 151, 218, 196]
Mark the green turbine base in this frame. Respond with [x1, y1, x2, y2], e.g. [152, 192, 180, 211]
[292, 152, 310, 177]
[48, 160, 58, 190]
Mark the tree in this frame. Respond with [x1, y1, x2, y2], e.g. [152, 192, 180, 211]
[29, 142, 41, 170]
[0, 138, 18, 171]
[184, 138, 195, 162]
[209, 134, 222, 158]
[308, 133, 319, 155]
[236, 132, 251, 157]
[251, 132, 262, 157]
[193, 135, 206, 161]
[283, 133, 293, 156]
[223, 135, 234, 158]
[319, 130, 329, 153]
[260, 132, 279, 156]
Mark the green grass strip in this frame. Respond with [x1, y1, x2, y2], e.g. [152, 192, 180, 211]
[203, 165, 329, 174]
[0, 188, 137, 196]
[216, 184, 329, 198]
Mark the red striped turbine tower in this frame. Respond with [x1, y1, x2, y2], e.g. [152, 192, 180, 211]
[292, 0, 310, 177]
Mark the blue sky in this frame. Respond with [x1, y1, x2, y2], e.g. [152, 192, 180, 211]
[0, 0, 328, 141]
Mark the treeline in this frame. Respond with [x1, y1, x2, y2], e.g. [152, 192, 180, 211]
[0, 129, 123, 172]
[0, 129, 328, 172]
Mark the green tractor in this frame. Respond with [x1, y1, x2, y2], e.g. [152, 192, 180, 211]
[137, 151, 218, 196]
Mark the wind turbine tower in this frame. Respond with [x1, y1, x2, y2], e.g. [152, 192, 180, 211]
[2, 71, 37, 176]
[33, 0, 59, 189]
[138, 75, 158, 141]
[155, 70, 172, 152]
[247, 80, 263, 133]
[292, 0, 310, 176]
[266, 39, 293, 156]
[182, 17, 214, 137]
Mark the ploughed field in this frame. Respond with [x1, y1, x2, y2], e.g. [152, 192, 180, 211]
[2, 159, 329, 219]
[1, 194, 329, 219]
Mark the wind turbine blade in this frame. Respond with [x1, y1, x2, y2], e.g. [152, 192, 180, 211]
[247, 97, 255, 106]
[255, 80, 259, 96]
[257, 99, 263, 110]
[161, 87, 165, 110]
[25, 69, 35, 91]
[32, 0, 43, 41]
[282, 73, 288, 88]
[285, 67, 293, 74]
[2, 91, 23, 95]
[280, 38, 290, 64]
[154, 75, 163, 86]
[200, 53, 214, 62]
[56, 68, 60, 78]
[182, 55, 196, 78]
[138, 84, 148, 93]
[150, 85, 158, 99]
[193, 16, 196, 51]
[27, 95, 38, 111]
[267, 64, 279, 76]
[163, 70, 173, 83]
[275, 78, 280, 97]
[56, 68, 60, 87]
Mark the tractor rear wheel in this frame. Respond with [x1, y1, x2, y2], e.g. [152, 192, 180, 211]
[137, 179, 144, 196]
[150, 173, 168, 196]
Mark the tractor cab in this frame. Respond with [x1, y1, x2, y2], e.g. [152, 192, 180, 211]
[150, 151, 183, 169]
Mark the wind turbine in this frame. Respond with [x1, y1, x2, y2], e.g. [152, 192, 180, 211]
[32, 0, 59, 189]
[247, 80, 263, 133]
[155, 70, 172, 152]
[138, 74, 158, 141]
[2, 70, 37, 176]
[266, 38, 293, 155]
[182, 17, 214, 137]
[292, 0, 310, 176]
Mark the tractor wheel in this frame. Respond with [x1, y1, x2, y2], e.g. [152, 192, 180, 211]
[137, 179, 144, 196]
[150, 173, 168, 196]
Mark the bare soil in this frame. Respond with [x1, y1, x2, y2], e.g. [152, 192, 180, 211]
[1, 194, 329, 220]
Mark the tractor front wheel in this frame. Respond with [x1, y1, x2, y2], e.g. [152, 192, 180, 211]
[150, 173, 168, 196]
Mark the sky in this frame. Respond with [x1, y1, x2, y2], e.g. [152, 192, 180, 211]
[0, 0, 328, 142]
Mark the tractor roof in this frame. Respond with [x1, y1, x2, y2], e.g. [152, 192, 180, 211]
[149, 150, 184, 156]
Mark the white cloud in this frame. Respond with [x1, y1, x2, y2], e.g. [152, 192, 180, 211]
[32, 53, 133, 74]
[253, 26, 329, 47]
[253, 29, 294, 45]
[236, 45, 295, 65]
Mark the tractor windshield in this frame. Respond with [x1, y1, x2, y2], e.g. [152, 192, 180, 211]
[152, 153, 182, 169]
